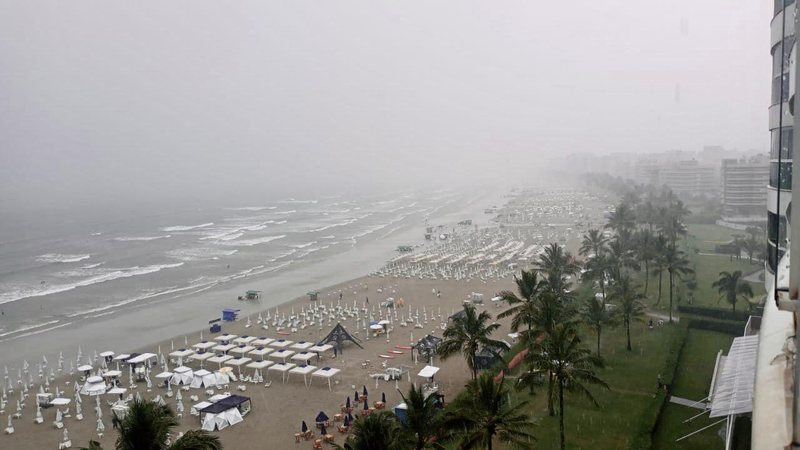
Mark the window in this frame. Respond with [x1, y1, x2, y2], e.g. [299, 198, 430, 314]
[771, 128, 793, 160]
[773, 36, 795, 77]
[770, 161, 793, 190]
[768, 211, 789, 247]
[772, 74, 791, 105]
[776, 0, 797, 16]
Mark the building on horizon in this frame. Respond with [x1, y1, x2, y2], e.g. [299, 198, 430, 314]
[720, 155, 769, 224]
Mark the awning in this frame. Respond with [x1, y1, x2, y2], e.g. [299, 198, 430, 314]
[417, 365, 440, 378]
[709, 335, 758, 418]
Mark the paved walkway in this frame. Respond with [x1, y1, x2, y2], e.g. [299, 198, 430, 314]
[669, 395, 707, 410]
[646, 311, 680, 323]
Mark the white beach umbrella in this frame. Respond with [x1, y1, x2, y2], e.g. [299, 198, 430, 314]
[63, 427, 69, 443]
[97, 417, 105, 434]
[55, 408, 62, 423]
[6, 414, 13, 433]
[75, 400, 83, 420]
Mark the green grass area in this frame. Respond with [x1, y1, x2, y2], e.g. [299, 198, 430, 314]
[500, 322, 684, 450]
[684, 224, 745, 254]
[652, 329, 735, 450]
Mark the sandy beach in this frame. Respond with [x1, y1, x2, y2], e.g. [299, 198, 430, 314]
[4, 274, 514, 450]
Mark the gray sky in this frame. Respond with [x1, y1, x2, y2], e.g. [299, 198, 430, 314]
[0, 0, 772, 210]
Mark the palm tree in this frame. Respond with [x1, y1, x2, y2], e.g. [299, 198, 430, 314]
[537, 243, 579, 299]
[581, 254, 609, 301]
[605, 202, 636, 239]
[664, 246, 693, 323]
[438, 304, 509, 380]
[525, 324, 608, 450]
[609, 275, 646, 351]
[712, 271, 755, 313]
[606, 238, 638, 283]
[335, 411, 413, 450]
[398, 384, 441, 450]
[580, 295, 617, 358]
[634, 229, 657, 295]
[441, 374, 535, 450]
[498, 270, 544, 342]
[741, 234, 762, 263]
[579, 229, 608, 258]
[652, 234, 668, 305]
[81, 399, 222, 450]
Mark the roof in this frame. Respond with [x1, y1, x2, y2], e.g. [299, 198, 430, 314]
[709, 334, 759, 418]
[200, 395, 250, 414]
[418, 365, 440, 378]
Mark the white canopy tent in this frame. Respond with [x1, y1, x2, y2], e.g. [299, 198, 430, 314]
[232, 336, 256, 345]
[201, 407, 243, 431]
[250, 337, 274, 347]
[288, 365, 316, 387]
[170, 366, 194, 386]
[268, 350, 295, 364]
[192, 342, 215, 351]
[80, 376, 108, 396]
[311, 367, 341, 391]
[248, 348, 274, 360]
[229, 346, 255, 356]
[267, 363, 295, 383]
[268, 339, 292, 349]
[290, 341, 313, 351]
[214, 334, 238, 343]
[417, 365, 440, 379]
[190, 369, 216, 389]
[212, 344, 234, 355]
[127, 353, 156, 365]
[169, 349, 195, 366]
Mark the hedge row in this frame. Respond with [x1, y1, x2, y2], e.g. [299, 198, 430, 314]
[628, 324, 689, 450]
[677, 305, 749, 322]
[686, 318, 744, 336]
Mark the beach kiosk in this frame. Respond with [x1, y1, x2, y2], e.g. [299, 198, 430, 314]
[307, 291, 319, 302]
[239, 290, 261, 301]
[222, 309, 239, 322]
[200, 395, 252, 431]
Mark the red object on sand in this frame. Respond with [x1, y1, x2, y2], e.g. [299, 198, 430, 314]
[395, 345, 412, 350]
[379, 354, 395, 359]
[388, 350, 403, 354]
[277, 331, 291, 336]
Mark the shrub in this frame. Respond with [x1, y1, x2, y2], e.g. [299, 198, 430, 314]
[677, 305, 749, 322]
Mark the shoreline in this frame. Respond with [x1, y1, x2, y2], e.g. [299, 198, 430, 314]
[0, 188, 506, 369]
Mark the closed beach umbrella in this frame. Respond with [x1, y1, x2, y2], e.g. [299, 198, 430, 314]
[320, 424, 327, 435]
[347, 412, 354, 423]
[301, 421, 308, 433]
[345, 396, 351, 408]
[343, 415, 350, 426]
[362, 386, 368, 397]
[363, 398, 368, 410]
[354, 389, 359, 401]
[381, 392, 386, 403]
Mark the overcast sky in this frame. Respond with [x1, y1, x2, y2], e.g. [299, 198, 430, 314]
[0, 1, 772, 210]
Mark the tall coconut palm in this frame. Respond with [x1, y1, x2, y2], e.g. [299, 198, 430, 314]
[605, 202, 636, 239]
[441, 374, 535, 450]
[664, 246, 693, 323]
[712, 271, 755, 313]
[652, 234, 668, 305]
[335, 411, 413, 450]
[81, 399, 222, 450]
[579, 229, 608, 258]
[525, 324, 608, 450]
[398, 384, 441, 450]
[438, 304, 509, 380]
[606, 238, 638, 283]
[609, 275, 646, 351]
[634, 229, 657, 295]
[580, 295, 617, 358]
[581, 254, 610, 301]
[537, 243, 579, 299]
[498, 270, 544, 342]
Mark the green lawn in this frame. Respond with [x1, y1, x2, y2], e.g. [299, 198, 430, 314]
[652, 329, 735, 450]
[500, 322, 684, 449]
[684, 224, 747, 254]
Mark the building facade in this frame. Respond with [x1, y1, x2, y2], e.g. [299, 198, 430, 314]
[721, 156, 769, 222]
[767, 0, 795, 273]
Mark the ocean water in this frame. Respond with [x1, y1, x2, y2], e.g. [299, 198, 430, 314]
[0, 187, 501, 367]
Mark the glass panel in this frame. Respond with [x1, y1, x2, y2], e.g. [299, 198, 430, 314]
[771, 128, 794, 160]
[770, 161, 793, 189]
[773, 36, 796, 77]
[768, 211, 789, 246]
[772, 74, 791, 105]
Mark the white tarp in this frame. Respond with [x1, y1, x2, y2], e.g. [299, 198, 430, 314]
[127, 353, 156, 365]
[190, 369, 216, 389]
[417, 365, 440, 378]
[201, 407, 243, 431]
[170, 366, 194, 386]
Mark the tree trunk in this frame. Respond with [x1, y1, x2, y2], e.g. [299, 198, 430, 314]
[600, 278, 606, 305]
[626, 319, 632, 351]
[596, 327, 602, 358]
[547, 373, 555, 416]
[559, 380, 566, 450]
[643, 261, 650, 296]
[656, 270, 663, 305]
[668, 271, 674, 323]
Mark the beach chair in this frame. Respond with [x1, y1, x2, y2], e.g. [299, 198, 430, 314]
[312, 440, 323, 450]
[324, 434, 334, 444]
[337, 425, 348, 434]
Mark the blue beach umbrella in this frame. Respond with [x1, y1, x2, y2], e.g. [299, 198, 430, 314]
[347, 412, 354, 423]
[362, 385, 368, 397]
[344, 415, 350, 426]
[346, 396, 351, 408]
[381, 392, 386, 403]
[363, 398, 368, 410]
[316, 411, 329, 423]
[301, 421, 308, 433]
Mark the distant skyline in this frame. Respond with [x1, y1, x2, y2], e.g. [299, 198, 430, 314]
[0, 1, 772, 210]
